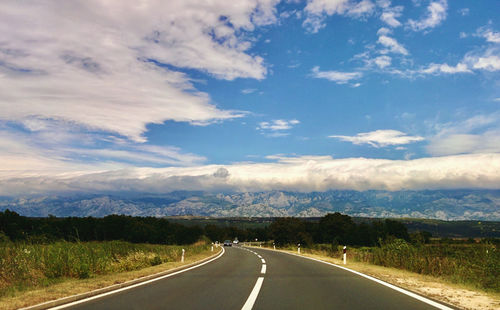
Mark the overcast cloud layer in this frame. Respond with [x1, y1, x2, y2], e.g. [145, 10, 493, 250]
[1, 0, 499, 197]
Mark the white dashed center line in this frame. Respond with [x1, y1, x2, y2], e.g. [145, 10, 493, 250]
[239, 246, 267, 310]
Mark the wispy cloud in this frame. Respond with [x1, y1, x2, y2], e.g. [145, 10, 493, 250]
[242, 88, 258, 94]
[303, 0, 375, 33]
[407, 0, 448, 32]
[0, 1, 277, 142]
[257, 119, 300, 131]
[426, 112, 500, 156]
[418, 62, 471, 75]
[377, 32, 409, 55]
[311, 66, 362, 84]
[330, 129, 424, 147]
[378, 1, 404, 28]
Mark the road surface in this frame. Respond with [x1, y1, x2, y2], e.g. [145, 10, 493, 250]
[57, 246, 452, 310]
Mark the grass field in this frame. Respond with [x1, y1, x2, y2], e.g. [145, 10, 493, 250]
[0, 240, 210, 298]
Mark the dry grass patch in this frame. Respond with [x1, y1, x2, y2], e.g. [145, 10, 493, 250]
[0, 245, 218, 310]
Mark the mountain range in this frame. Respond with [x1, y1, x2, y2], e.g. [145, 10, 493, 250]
[1, 189, 499, 220]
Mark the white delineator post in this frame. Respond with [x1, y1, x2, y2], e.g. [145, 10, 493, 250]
[211, 243, 214, 252]
[298, 243, 301, 254]
[343, 246, 347, 265]
[273, 243, 276, 250]
[181, 248, 185, 263]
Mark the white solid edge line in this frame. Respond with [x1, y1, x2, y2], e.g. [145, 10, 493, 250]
[248, 246, 453, 310]
[241, 277, 264, 310]
[47, 247, 226, 310]
[257, 255, 262, 258]
[261, 258, 266, 264]
[260, 264, 266, 274]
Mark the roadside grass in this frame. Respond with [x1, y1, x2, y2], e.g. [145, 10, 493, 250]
[0, 240, 216, 309]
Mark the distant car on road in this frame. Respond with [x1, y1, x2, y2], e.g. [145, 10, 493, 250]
[233, 239, 239, 244]
[223, 240, 232, 246]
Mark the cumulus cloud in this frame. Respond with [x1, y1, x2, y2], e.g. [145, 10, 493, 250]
[407, 0, 448, 32]
[330, 129, 424, 147]
[303, 0, 375, 33]
[311, 66, 363, 84]
[0, 0, 278, 142]
[1, 154, 500, 195]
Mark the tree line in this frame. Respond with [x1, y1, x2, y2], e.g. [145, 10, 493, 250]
[0, 210, 419, 246]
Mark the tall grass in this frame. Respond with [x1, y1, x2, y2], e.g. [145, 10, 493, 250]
[355, 240, 499, 291]
[293, 240, 499, 292]
[0, 240, 210, 296]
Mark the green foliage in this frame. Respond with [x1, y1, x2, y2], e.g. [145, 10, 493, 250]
[351, 239, 500, 292]
[0, 240, 210, 296]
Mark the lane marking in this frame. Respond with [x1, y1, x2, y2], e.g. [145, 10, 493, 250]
[44, 247, 226, 310]
[261, 258, 266, 264]
[248, 246, 453, 310]
[260, 264, 266, 274]
[241, 277, 264, 310]
[257, 255, 262, 258]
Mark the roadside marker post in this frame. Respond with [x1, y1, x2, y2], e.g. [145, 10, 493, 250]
[273, 242, 276, 250]
[181, 249, 185, 263]
[343, 246, 347, 265]
[298, 243, 301, 254]
[211, 243, 214, 252]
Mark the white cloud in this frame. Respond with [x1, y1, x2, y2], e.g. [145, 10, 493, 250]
[0, 128, 206, 172]
[377, 27, 392, 36]
[426, 113, 500, 156]
[0, 0, 279, 142]
[311, 66, 363, 84]
[1, 154, 500, 195]
[258, 119, 300, 132]
[374, 55, 392, 68]
[329, 129, 424, 147]
[419, 62, 471, 74]
[242, 88, 258, 94]
[303, 0, 375, 33]
[475, 26, 500, 43]
[407, 0, 448, 32]
[380, 4, 403, 28]
[458, 8, 469, 16]
[464, 48, 500, 72]
[377, 35, 409, 55]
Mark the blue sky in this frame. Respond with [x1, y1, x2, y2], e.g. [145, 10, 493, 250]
[0, 0, 499, 195]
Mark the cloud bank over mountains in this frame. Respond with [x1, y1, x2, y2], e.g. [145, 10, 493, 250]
[1, 154, 499, 196]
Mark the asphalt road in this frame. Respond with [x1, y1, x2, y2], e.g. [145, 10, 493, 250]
[59, 246, 451, 310]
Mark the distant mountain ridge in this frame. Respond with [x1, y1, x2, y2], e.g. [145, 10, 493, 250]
[1, 190, 499, 220]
